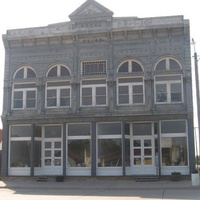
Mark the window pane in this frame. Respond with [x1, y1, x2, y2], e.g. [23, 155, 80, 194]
[156, 84, 167, 102]
[98, 139, 122, 167]
[60, 89, 70, 106]
[34, 141, 41, 167]
[10, 141, 31, 167]
[132, 61, 142, 72]
[161, 121, 186, 133]
[98, 123, 121, 135]
[119, 95, 129, 104]
[26, 91, 36, 108]
[61, 66, 70, 76]
[47, 81, 70, 87]
[125, 139, 130, 166]
[68, 140, 91, 167]
[96, 87, 106, 95]
[156, 60, 166, 71]
[133, 95, 143, 103]
[47, 90, 57, 107]
[68, 123, 91, 136]
[169, 59, 181, 70]
[14, 91, 23, 99]
[171, 93, 182, 102]
[82, 97, 92, 105]
[96, 96, 106, 105]
[14, 68, 24, 79]
[171, 83, 182, 102]
[161, 137, 188, 166]
[118, 62, 128, 73]
[47, 67, 57, 77]
[133, 123, 152, 136]
[27, 68, 36, 78]
[82, 88, 92, 105]
[118, 77, 143, 83]
[13, 91, 23, 108]
[119, 86, 128, 94]
[45, 126, 61, 138]
[82, 88, 92, 95]
[11, 126, 31, 137]
[133, 85, 143, 93]
[47, 89, 56, 97]
[133, 140, 141, 147]
[14, 83, 36, 89]
[35, 126, 42, 137]
[125, 123, 130, 135]
[96, 87, 106, 105]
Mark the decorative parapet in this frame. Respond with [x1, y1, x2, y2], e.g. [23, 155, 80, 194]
[4, 16, 187, 40]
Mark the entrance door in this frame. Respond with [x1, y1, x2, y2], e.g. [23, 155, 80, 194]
[43, 140, 62, 175]
[132, 138, 155, 175]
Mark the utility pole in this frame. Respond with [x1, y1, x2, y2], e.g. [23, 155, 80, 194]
[192, 38, 200, 167]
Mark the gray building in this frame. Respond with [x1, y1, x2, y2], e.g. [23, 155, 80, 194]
[1, 0, 195, 177]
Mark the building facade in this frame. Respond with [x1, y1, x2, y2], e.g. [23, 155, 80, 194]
[1, 0, 195, 177]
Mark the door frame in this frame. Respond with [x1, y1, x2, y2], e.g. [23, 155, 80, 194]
[131, 136, 155, 175]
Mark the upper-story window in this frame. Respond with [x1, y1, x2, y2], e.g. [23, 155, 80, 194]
[45, 65, 71, 108]
[117, 60, 144, 105]
[14, 67, 36, 79]
[81, 61, 106, 75]
[12, 67, 37, 109]
[81, 79, 107, 106]
[154, 58, 183, 104]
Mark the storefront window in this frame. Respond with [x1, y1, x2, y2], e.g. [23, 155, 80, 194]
[67, 123, 91, 168]
[97, 123, 122, 167]
[10, 141, 31, 167]
[10, 125, 31, 168]
[68, 140, 91, 167]
[161, 120, 188, 167]
[161, 137, 188, 166]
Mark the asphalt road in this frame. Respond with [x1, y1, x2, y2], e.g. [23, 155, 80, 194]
[1, 187, 200, 200]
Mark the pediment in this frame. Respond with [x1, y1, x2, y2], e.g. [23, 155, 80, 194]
[69, 0, 113, 21]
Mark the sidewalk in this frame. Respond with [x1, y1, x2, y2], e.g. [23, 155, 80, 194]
[0, 179, 199, 190]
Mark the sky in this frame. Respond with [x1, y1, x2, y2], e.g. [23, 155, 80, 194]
[0, 0, 199, 131]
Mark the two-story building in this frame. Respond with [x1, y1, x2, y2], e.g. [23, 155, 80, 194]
[1, 0, 195, 177]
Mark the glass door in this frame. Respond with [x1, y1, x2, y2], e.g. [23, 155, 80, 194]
[44, 140, 62, 168]
[132, 138, 154, 175]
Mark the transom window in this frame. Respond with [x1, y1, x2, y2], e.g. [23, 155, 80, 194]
[154, 58, 183, 104]
[13, 67, 36, 79]
[117, 60, 144, 105]
[81, 79, 107, 106]
[47, 65, 70, 77]
[82, 61, 106, 75]
[118, 60, 143, 73]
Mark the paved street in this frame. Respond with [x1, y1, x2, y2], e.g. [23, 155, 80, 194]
[0, 179, 200, 200]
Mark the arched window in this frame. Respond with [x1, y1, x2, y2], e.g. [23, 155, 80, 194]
[12, 67, 37, 109]
[46, 65, 70, 77]
[117, 60, 144, 105]
[154, 58, 183, 103]
[13, 67, 36, 79]
[118, 60, 143, 73]
[45, 64, 71, 108]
